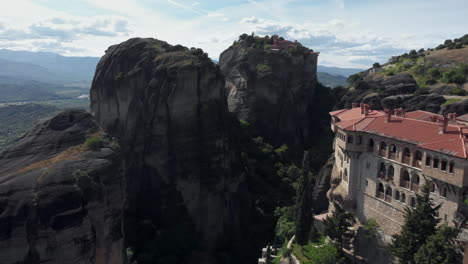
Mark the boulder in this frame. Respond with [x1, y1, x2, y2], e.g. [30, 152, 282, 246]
[0, 110, 124, 264]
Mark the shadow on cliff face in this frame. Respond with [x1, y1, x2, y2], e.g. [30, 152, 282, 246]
[0, 110, 125, 264]
[90, 38, 281, 264]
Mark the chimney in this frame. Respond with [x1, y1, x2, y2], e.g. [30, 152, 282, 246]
[438, 116, 449, 134]
[352, 102, 359, 108]
[401, 108, 406, 118]
[394, 108, 401, 117]
[364, 104, 370, 116]
[360, 103, 365, 114]
[448, 113, 457, 121]
[384, 109, 393, 122]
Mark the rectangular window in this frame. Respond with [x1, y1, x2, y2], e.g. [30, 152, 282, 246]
[441, 160, 447, 171]
[426, 156, 431, 166]
[449, 162, 454, 173]
[444, 214, 448, 222]
[433, 158, 439, 168]
[366, 180, 368, 187]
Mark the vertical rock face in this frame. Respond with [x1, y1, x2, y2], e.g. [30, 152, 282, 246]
[0, 110, 125, 264]
[218, 43, 319, 154]
[90, 38, 248, 262]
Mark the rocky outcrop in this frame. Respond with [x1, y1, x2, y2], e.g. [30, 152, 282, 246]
[0, 110, 124, 264]
[442, 99, 468, 115]
[218, 42, 319, 154]
[335, 72, 447, 113]
[312, 154, 334, 214]
[381, 93, 446, 113]
[91, 38, 251, 263]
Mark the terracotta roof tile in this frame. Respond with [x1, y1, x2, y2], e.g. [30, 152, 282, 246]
[330, 108, 468, 158]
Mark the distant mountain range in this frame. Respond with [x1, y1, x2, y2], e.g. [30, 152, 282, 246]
[0, 49, 99, 85]
[0, 49, 100, 102]
[317, 65, 365, 77]
[0, 49, 363, 102]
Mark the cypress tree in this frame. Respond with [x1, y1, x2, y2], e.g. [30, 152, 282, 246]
[390, 181, 441, 264]
[295, 151, 313, 252]
[324, 202, 355, 252]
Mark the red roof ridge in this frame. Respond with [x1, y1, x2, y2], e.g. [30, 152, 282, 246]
[329, 109, 347, 116]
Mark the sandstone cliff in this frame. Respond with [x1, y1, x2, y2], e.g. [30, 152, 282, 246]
[91, 38, 253, 263]
[0, 110, 125, 264]
[218, 36, 320, 155]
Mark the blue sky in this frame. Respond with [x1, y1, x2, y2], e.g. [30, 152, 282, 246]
[0, 0, 466, 68]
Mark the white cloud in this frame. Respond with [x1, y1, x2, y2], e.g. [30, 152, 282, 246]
[0, 0, 465, 68]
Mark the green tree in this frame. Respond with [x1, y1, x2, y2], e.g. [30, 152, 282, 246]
[295, 151, 314, 253]
[324, 202, 355, 252]
[390, 182, 441, 264]
[414, 225, 462, 264]
[428, 68, 441, 79]
[373, 62, 381, 68]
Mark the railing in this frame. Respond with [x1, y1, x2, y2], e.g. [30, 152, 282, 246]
[400, 180, 410, 189]
[388, 152, 396, 160]
[379, 150, 385, 156]
[412, 160, 422, 169]
[367, 147, 373, 153]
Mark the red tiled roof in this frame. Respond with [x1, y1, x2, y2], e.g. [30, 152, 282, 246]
[331, 107, 468, 158]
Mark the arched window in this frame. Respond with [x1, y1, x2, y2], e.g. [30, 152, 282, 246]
[403, 148, 411, 164]
[449, 162, 454, 173]
[389, 144, 397, 159]
[347, 135, 354, 144]
[441, 186, 448, 198]
[368, 138, 375, 152]
[387, 165, 395, 180]
[403, 148, 411, 157]
[357, 136, 362, 145]
[378, 162, 386, 179]
[401, 193, 406, 203]
[344, 168, 349, 182]
[411, 174, 420, 192]
[413, 151, 422, 168]
[394, 190, 400, 200]
[379, 142, 387, 156]
[385, 187, 393, 202]
[377, 183, 385, 199]
[400, 170, 410, 188]
[430, 182, 437, 194]
[381, 142, 387, 150]
[410, 197, 416, 208]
